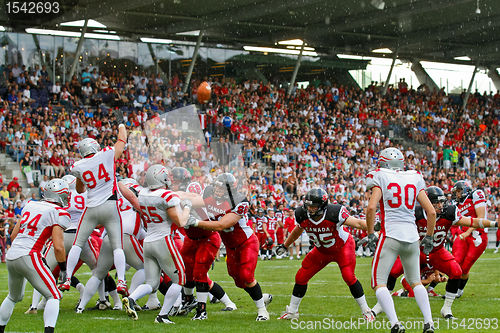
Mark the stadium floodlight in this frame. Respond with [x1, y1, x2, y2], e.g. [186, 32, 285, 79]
[83, 33, 120, 40]
[0, 26, 5, 32]
[176, 30, 201, 36]
[277, 39, 304, 46]
[243, 46, 317, 56]
[454, 56, 471, 61]
[140, 37, 174, 44]
[60, 19, 107, 28]
[25, 28, 120, 40]
[372, 48, 393, 54]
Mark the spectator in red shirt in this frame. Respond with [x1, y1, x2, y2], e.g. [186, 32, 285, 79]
[284, 209, 301, 260]
[49, 151, 65, 177]
[7, 177, 19, 198]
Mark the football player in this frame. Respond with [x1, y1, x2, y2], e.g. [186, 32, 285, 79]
[450, 181, 488, 298]
[61, 118, 132, 296]
[265, 208, 278, 260]
[274, 204, 286, 258]
[366, 147, 436, 333]
[122, 165, 190, 324]
[185, 173, 272, 321]
[253, 208, 270, 260]
[0, 179, 70, 333]
[275, 188, 374, 321]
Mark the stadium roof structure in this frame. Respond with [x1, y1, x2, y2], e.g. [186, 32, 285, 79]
[1, 0, 499, 67]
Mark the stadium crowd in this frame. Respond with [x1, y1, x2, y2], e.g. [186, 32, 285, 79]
[0, 62, 499, 260]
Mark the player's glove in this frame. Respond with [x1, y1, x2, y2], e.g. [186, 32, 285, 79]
[184, 216, 199, 229]
[421, 235, 434, 255]
[113, 108, 125, 125]
[181, 199, 192, 210]
[57, 261, 67, 285]
[367, 233, 378, 253]
[275, 244, 287, 257]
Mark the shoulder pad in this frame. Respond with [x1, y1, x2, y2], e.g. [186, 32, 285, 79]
[443, 204, 459, 222]
[294, 206, 308, 224]
[325, 204, 342, 223]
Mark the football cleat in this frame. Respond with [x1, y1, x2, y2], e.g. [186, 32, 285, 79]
[89, 300, 111, 311]
[113, 304, 123, 311]
[256, 308, 270, 321]
[122, 297, 138, 320]
[440, 307, 455, 320]
[154, 314, 174, 324]
[392, 289, 409, 297]
[75, 307, 84, 314]
[277, 306, 299, 320]
[221, 303, 237, 311]
[24, 307, 37, 314]
[192, 307, 208, 320]
[167, 306, 180, 316]
[263, 293, 273, 306]
[422, 323, 435, 333]
[177, 298, 197, 316]
[391, 323, 406, 333]
[117, 280, 129, 297]
[58, 278, 71, 292]
[363, 308, 375, 322]
[142, 302, 161, 311]
[427, 289, 441, 297]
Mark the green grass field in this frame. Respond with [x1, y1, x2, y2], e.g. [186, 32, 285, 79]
[0, 250, 499, 333]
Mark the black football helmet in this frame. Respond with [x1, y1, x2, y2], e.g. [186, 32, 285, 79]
[213, 173, 238, 199]
[171, 167, 192, 191]
[451, 180, 472, 203]
[257, 208, 265, 217]
[304, 188, 329, 218]
[426, 186, 446, 204]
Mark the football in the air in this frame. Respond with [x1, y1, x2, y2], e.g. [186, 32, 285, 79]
[197, 81, 211, 104]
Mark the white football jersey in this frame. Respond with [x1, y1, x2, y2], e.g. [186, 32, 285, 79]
[7, 201, 71, 260]
[138, 188, 181, 242]
[366, 168, 426, 242]
[65, 189, 87, 230]
[71, 146, 116, 207]
[118, 191, 144, 237]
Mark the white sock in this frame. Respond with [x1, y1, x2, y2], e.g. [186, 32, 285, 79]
[109, 290, 120, 307]
[442, 292, 456, 312]
[354, 295, 370, 312]
[79, 276, 102, 309]
[159, 283, 182, 316]
[288, 295, 302, 313]
[254, 297, 265, 309]
[457, 289, 464, 297]
[0, 296, 15, 325]
[183, 286, 194, 296]
[97, 280, 106, 302]
[66, 246, 83, 278]
[145, 292, 160, 307]
[130, 269, 145, 294]
[372, 302, 383, 315]
[113, 249, 126, 281]
[413, 284, 433, 325]
[219, 293, 233, 307]
[43, 299, 60, 328]
[31, 290, 42, 308]
[130, 284, 153, 303]
[76, 283, 85, 297]
[197, 292, 209, 304]
[375, 287, 399, 326]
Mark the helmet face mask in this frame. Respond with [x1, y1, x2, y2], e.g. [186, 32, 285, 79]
[426, 186, 447, 214]
[171, 167, 191, 191]
[451, 181, 471, 203]
[304, 188, 328, 219]
[213, 173, 237, 201]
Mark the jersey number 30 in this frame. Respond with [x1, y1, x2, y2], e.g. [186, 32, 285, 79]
[387, 183, 417, 209]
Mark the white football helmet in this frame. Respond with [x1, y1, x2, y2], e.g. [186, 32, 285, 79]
[78, 138, 101, 157]
[62, 175, 77, 190]
[145, 164, 172, 190]
[119, 178, 139, 188]
[378, 147, 404, 170]
[44, 178, 70, 206]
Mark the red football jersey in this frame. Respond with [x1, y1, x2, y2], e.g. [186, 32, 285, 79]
[267, 216, 278, 233]
[457, 189, 487, 232]
[415, 204, 461, 253]
[253, 216, 268, 234]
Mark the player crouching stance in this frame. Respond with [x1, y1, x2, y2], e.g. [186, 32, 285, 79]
[0, 179, 71, 333]
[122, 165, 190, 324]
[276, 188, 374, 322]
[185, 173, 272, 321]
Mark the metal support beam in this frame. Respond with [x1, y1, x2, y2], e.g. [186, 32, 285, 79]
[147, 43, 158, 75]
[411, 61, 439, 91]
[31, 34, 53, 80]
[383, 55, 397, 95]
[288, 43, 305, 96]
[182, 30, 204, 95]
[68, 19, 88, 80]
[462, 65, 478, 111]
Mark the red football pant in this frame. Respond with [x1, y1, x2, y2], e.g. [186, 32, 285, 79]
[295, 236, 357, 286]
[390, 248, 462, 280]
[226, 234, 259, 288]
[452, 233, 487, 275]
[257, 232, 267, 249]
[276, 227, 284, 244]
[496, 228, 500, 242]
[266, 231, 275, 250]
[181, 233, 221, 284]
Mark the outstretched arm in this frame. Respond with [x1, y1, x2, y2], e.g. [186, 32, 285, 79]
[344, 216, 367, 230]
[283, 226, 304, 248]
[195, 213, 240, 231]
[114, 124, 128, 160]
